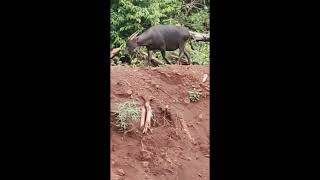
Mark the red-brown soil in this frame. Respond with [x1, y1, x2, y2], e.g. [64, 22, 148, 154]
[111, 65, 210, 180]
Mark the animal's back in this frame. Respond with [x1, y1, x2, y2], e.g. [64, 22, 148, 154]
[149, 25, 190, 38]
[148, 25, 191, 50]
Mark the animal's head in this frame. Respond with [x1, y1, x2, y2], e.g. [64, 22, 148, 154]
[124, 31, 140, 55]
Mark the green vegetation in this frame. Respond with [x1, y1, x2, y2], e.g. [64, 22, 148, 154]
[111, 0, 210, 65]
[115, 100, 140, 131]
[188, 88, 202, 102]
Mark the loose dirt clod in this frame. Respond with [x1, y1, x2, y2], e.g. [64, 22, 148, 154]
[184, 98, 191, 104]
[142, 161, 149, 168]
[141, 150, 152, 160]
[202, 74, 208, 83]
[117, 168, 125, 176]
[127, 89, 133, 95]
[198, 113, 203, 120]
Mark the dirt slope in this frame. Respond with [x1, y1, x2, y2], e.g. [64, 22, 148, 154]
[111, 65, 210, 180]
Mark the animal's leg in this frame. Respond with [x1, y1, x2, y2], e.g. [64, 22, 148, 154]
[161, 50, 171, 65]
[177, 50, 183, 65]
[178, 42, 187, 65]
[184, 50, 191, 65]
[147, 50, 152, 66]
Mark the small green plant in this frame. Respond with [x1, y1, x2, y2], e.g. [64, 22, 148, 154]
[188, 88, 202, 102]
[115, 100, 140, 131]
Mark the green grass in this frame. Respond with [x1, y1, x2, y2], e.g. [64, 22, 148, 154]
[188, 88, 202, 102]
[115, 100, 141, 131]
[188, 41, 210, 65]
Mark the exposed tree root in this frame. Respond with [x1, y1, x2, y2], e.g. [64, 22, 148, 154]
[139, 96, 154, 134]
[140, 105, 146, 129]
[161, 105, 171, 127]
[143, 99, 153, 134]
[177, 114, 196, 145]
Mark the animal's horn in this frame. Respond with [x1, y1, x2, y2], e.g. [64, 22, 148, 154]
[128, 30, 139, 40]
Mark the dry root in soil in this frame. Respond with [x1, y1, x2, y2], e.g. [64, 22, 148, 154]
[139, 96, 154, 134]
[143, 100, 152, 134]
[161, 105, 172, 127]
[140, 105, 146, 128]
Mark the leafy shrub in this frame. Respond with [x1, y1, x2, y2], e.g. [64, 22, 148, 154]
[115, 101, 140, 131]
[189, 41, 210, 65]
[188, 88, 202, 102]
[183, 10, 209, 32]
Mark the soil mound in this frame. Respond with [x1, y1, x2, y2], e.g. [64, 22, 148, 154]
[111, 65, 210, 180]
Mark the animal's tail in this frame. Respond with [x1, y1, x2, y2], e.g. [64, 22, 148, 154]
[189, 40, 195, 50]
[188, 31, 196, 50]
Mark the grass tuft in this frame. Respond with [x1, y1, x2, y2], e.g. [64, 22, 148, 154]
[115, 100, 140, 131]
